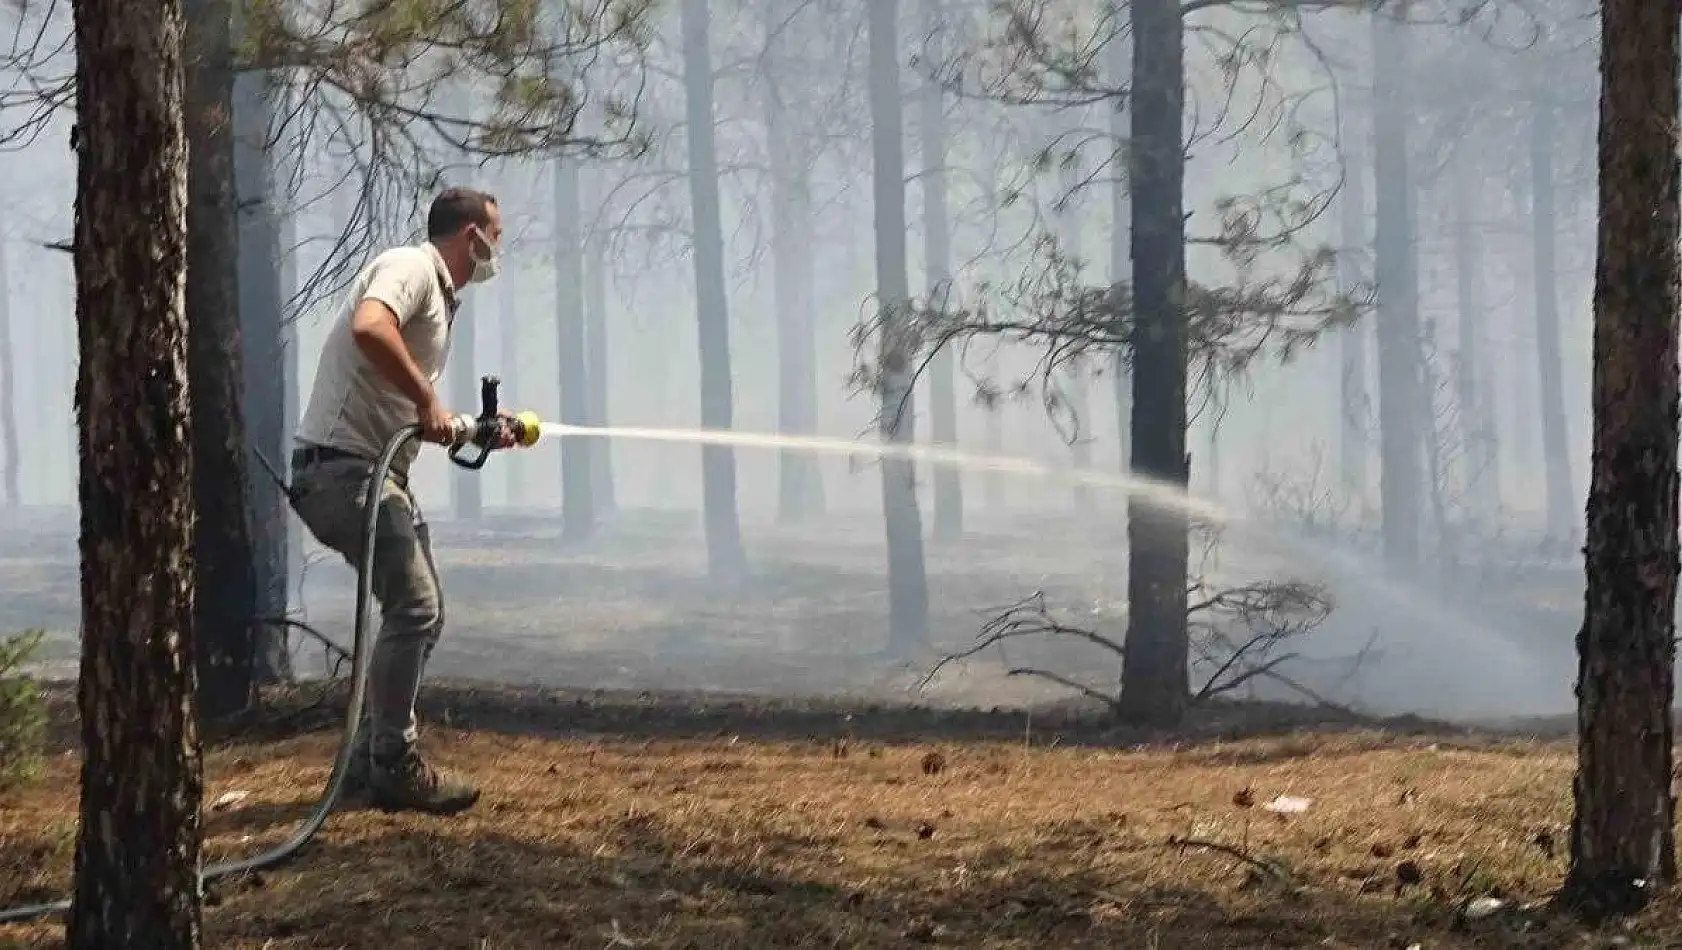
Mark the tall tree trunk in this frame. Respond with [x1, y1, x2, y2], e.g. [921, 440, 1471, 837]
[1337, 59, 1371, 507]
[1106, 0, 1131, 477]
[1529, 77, 1576, 546]
[867, 0, 930, 652]
[1370, 1, 1424, 569]
[921, 0, 962, 539]
[183, 0, 257, 719]
[0, 239, 19, 506]
[1115, 0, 1188, 726]
[279, 179, 304, 608]
[234, 67, 292, 681]
[1452, 152, 1500, 522]
[681, 0, 747, 578]
[498, 248, 524, 508]
[1560, 0, 1678, 916]
[449, 293, 481, 519]
[585, 225, 616, 516]
[68, 0, 203, 940]
[553, 159, 595, 538]
[766, 65, 825, 523]
[1054, 123, 1092, 507]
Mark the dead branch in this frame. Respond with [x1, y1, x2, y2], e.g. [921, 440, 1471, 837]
[920, 591, 1126, 692]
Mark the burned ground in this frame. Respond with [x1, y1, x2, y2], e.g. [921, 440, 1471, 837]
[3, 683, 1678, 949]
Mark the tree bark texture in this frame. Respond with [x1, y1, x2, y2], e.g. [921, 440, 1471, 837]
[1116, 0, 1189, 727]
[183, 0, 258, 719]
[1561, 0, 1679, 917]
[68, 0, 203, 943]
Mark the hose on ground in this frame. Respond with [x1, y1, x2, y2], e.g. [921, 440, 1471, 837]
[0, 423, 421, 926]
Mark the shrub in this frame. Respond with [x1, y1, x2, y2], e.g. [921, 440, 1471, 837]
[0, 629, 46, 791]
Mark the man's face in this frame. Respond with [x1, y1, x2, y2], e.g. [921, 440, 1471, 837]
[472, 202, 503, 254]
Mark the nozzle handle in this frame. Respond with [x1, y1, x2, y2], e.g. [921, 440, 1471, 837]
[447, 375, 503, 471]
[448, 434, 493, 471]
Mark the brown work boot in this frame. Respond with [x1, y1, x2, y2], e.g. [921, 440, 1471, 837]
[368, 747, 480, 815]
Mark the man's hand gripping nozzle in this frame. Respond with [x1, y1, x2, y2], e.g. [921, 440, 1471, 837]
[446, 375, 544, 471]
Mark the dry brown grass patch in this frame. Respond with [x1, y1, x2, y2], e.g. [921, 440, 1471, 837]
[2, 716, 1678, 948]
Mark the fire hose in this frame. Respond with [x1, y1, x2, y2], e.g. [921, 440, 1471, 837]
[0, 375, 543, 926]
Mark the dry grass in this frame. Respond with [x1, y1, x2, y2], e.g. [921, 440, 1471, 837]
[2, 690, 1678, 949]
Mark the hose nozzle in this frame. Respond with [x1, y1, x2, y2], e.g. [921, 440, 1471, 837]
[446, 376, 543, 470]
[510, 410, 543, 447]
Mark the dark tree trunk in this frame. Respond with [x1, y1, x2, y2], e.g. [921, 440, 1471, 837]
[681, 0, 747, 576]
[68, 0, 203, 941]
[1529, 78, 1576, 546]
[867, 0, 930, 653]
[0, 239, 19, 506]
[1560, 0, 1679, 917]
[585, 225, 616, 516]
[921, 0, 962, 540]
[183, 0, 257, 719]
[1370, 1, 1424, 569]
[1115, 0, 1188, 727]
[234, 68, 292, 682]
[553, 158, 595, 539]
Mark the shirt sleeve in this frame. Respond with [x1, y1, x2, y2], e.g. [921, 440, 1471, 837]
[358, 251, 431, 326]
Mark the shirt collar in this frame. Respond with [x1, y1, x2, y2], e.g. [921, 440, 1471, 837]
[423, 241, 459, 311]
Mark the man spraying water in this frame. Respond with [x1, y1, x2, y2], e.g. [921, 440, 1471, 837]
[290, 187, 513, 814]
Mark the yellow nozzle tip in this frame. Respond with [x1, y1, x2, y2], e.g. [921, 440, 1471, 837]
[514, 410, 543, 446]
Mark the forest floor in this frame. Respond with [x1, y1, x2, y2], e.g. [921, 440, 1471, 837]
[2, 683, 1679, 949]
[2, 504, 1650, 947]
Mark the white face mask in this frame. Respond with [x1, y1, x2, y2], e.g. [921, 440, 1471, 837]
[468, 226, 500, 284]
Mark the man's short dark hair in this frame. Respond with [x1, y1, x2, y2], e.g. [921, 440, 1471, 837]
[426, 187, 497, 241]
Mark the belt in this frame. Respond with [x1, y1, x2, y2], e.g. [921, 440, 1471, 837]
[291, 445, 371, 469]
[291, 444, 410, 491]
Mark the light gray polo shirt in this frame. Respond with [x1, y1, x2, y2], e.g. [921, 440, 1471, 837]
[296, 242, 459, 477]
